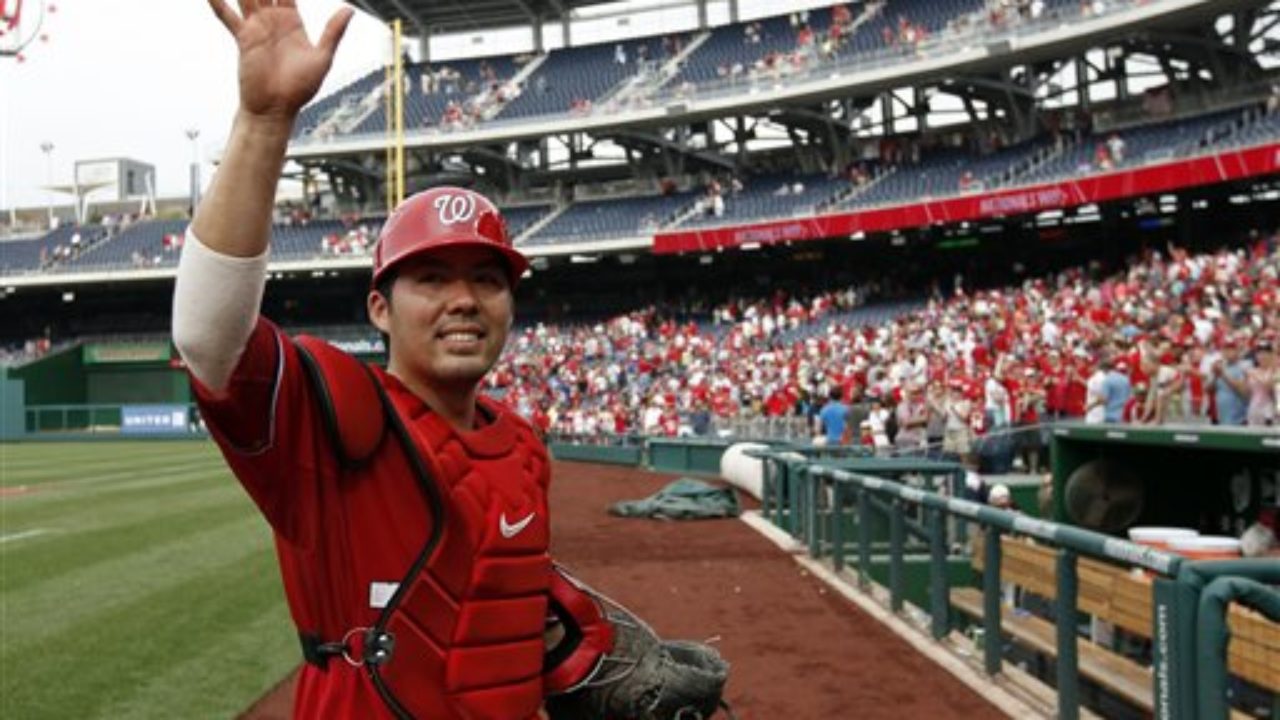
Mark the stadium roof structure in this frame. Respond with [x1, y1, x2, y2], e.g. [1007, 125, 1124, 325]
[347, 0, 619, 35]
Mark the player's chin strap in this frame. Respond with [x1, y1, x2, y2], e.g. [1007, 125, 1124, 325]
[543, 564, 737, 720]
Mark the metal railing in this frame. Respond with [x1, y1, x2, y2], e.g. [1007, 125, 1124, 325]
[752, 448, 1280, 720]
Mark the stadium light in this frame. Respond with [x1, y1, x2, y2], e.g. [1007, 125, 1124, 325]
[185, 128, 201, 210]
[39, 140, 53, 228]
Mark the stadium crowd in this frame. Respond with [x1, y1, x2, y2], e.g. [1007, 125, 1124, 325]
[488, 234, 1280, 465]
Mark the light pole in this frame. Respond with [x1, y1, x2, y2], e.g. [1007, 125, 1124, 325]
[39, 140, 53, 228]
[185, 128, 201, 212]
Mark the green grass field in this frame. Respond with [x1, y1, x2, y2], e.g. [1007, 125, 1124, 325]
[1, 441, 297, 719]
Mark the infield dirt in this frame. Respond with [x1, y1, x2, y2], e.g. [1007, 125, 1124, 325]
[239, 460, 1004, 719]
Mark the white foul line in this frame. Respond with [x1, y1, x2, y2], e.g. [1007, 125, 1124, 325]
[0, 529, 49, 545]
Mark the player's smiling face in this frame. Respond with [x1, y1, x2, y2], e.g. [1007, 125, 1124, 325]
[369, 245, 513, 392]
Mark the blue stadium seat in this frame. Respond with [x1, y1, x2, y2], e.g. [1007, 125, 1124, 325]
[497, 38, 669, 121]
[681, 173, 848, 228]
[294, 68, 385, 139]
[1017, 110, 1243, 185]
[502, 205, 553, 239]
[522, 192, 697, 246]
[350, 56, 520, 135]
[64, 220, 189, 271]
[0, 234, 55, 275]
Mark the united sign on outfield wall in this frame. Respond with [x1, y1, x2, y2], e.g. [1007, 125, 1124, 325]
[121, 405, 189, 435]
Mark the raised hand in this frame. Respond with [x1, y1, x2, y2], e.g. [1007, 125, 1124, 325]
[207, 0, 354, 123]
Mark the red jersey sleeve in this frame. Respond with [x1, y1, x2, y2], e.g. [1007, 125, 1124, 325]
[190, 317, 329, 540]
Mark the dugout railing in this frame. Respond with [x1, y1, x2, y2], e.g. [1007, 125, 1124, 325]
[753, 449, 1280, 720]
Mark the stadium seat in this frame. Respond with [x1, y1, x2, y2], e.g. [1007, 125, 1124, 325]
[522, 192, 698, 246]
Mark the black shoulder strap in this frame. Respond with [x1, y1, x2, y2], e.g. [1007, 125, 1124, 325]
[293, 335, 387, 469]
[292, 335, 447, 720]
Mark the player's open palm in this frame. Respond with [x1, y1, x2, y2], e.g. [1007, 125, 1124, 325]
[207, 0, 354, 121]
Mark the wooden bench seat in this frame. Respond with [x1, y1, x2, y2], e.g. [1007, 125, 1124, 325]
[969, 533, 1280, 695]
[951, 587, 1155, 711]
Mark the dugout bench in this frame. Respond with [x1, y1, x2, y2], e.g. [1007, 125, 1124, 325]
[951, 533, 1279, 718]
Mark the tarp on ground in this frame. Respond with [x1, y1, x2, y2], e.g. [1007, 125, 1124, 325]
[609, 477, 741, 520]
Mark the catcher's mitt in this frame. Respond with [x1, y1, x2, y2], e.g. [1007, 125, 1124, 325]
[545, 589, 733, 720]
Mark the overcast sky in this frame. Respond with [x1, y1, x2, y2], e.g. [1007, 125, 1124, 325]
[0, 0, 916, 213]
[0, 0, 387, 211]
[0, 0, 736, 213]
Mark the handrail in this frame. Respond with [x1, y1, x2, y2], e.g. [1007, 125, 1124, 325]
[1194, 574, 1280, 720]
[813, 465, 1183, 575]
[768, 448, 1280, 720]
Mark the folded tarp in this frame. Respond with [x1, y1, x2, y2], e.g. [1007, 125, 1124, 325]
[609, 477, 741, 520]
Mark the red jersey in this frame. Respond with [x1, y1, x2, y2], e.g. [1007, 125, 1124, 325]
[1062, 372, 1087, 418]
[194, 320, 551, 719]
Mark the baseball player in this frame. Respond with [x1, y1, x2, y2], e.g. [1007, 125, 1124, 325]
[173, 2, 729, 718]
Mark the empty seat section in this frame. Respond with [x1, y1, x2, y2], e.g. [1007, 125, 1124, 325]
[682, 173, 847, 228]
[65, 220, 189, 270]
[351, 56, 519, 135]
[523, 192, 696, 246]
[294, 68, 385, 139]
[498, 38, 667, 120]
[502, 205, 553, 238]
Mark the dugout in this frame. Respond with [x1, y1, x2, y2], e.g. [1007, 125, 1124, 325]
[1050, 423, 1280, 538]
[11, 341, 188, 407]
[10, 336, 388, 434]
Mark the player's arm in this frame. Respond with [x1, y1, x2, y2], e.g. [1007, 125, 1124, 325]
[192, 0, 352, 258]
[172, 0, 352, 392]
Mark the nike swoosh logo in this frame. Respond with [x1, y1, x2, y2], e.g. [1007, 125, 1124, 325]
[499, 512, 536, 539]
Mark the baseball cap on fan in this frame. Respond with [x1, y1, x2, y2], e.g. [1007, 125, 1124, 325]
[372, 186, 530, 287]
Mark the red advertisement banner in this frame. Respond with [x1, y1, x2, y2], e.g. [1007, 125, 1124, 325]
[653, 142, 1280, 254]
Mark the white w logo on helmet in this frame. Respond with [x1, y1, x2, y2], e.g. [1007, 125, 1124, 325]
[433, 193, 478, 225]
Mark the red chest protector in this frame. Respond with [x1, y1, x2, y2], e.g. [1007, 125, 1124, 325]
[295, 337, 551, 720]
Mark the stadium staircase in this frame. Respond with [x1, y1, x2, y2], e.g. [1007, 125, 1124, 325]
[294, 68, 384, 139]
[1007, 142, 1064, 188]
[480, 55, 549, 121]
[338, 83, 390, 136]
[664, 194, 714, 229]
[610, 31, 713, 108]
[821, 165, 894, 213]
[513, 203, 570, 245]
[64, 220, 188, 270]
[312, 81, 386, 138]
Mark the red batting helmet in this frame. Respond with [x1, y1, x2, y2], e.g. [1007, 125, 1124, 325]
[372, 186, 529, 287]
